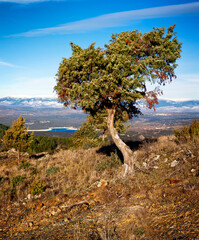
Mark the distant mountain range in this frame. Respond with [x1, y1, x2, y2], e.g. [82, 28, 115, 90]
[0, 97, 63, 108]
[0, 97, 199, 112]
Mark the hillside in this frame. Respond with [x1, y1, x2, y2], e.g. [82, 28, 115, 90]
[0, 126, 198, 239]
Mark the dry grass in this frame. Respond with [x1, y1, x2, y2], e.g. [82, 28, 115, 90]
[0, 134, 198, 239]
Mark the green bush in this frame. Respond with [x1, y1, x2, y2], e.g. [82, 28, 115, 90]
[174, 118, 199, 143]
[29, 180, 45, 196]
[0, 123, 9, 139]
[30, 136, 58, 153]
[46, 166, 59, 176]
[96, 151, 122, 172]
[18, 162, 31, 170]
[134, 227, 145, 236]
[12, 175, 24, 188]
[72, 121, 101, 149]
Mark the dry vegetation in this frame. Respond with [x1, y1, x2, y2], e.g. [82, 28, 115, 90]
[0, 122, 199, 239]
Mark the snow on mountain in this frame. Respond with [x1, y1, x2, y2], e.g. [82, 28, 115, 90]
[0, 97, 199, 112]
[0, 97, 63, 108]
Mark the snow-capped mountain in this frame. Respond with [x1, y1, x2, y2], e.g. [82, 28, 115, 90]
[0, 97, 199, 112]
[156, 99, 199, 112]
[0, 97, 63, 108]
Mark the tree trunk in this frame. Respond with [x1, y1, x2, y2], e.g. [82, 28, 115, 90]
[106, 108, 135, 177]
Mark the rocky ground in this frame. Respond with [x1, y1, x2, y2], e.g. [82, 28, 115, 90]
[0, 136, 199, 239]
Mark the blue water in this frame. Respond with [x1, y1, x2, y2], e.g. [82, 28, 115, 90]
[29, 128, 77, 133]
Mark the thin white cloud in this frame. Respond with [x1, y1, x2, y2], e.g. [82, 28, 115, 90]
[179, 73, 199, 83]
[9, 2, 199, 37]
[0, 61, 20, 68]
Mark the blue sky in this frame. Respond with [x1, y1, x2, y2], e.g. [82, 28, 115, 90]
[0, 0, 199, 100]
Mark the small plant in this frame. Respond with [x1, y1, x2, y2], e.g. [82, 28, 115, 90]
[18, 162, 31, 170]
[29, 180, 45, 196]
[46, 166, 59, 176]
[96, 151, 122, 172]
[12, 175, 24, 188]
[134, 226, 145, 236]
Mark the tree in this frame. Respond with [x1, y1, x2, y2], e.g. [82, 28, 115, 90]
[54, 25, 182, 176]
[3, 115, 33, 164]
[87, 109, 130, 141]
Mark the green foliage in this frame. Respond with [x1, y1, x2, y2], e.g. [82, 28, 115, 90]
[55, 25, 181, 122]
[29, 180, 45, 196]
[134, 227, 145, 236]
[87, 109, 130, 136]
[12, 175, 24, 188]
[30, 136, 57, 153]
[0, 123, 9, 139]
[46, 166, 59, 176]
[96, 151, 122, 172]
[18, 162, 31, 170]
[174, 118, 199, 143]
[3, 115, 33, 154]
[29, 135, 74, 154]
[72, 121, 101, 149]
[0, 177, 5, 185]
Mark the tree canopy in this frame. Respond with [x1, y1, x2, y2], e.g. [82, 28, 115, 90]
[54, 25, 182, 176]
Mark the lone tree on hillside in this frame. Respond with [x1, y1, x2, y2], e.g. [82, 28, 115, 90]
[54, 25, 182, 176]
[3, 115, 33, 164]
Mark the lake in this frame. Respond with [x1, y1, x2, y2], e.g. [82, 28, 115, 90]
[28, 127, 77, 133]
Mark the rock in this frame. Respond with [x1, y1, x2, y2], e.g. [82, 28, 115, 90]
[170, 160, 178, 167]
[13, 202, 20, 206]
[27, 194, 31, 200]
[138, 135, 145, 141]
[97, 179, 108, 188]
[34, 194, 41, 199]
[50, 207, 61, 216]
[143, 162, 148, 168]
[153, 155, 160, 161]
[153, 166, 159, 169]
[8, 148, 17, 154]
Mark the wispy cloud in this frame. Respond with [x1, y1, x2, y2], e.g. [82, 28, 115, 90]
[0, 61, 20, 68]
[179, 73, 199, 83]
[9, 2, 199, 37]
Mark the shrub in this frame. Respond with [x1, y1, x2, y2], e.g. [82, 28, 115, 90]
[29, 180, 45, 196]
[174, 118, 199, 143]
[72, 121, 101, 149]
[18, 162, 31, 170]
[96, 151, 122, 172]
[12, 175, 24, 188]
[134, 227, 145, 236]
[46, 166, 59, 176]
[30, 136, 58, 153]
[0, 123, 9, 139]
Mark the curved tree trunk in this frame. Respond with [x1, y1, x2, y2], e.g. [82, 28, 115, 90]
[106, 108, 135, 177]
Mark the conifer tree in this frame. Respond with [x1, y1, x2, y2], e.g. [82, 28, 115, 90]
[54, 25, 182, 176]
[3, 115, 33, 164]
